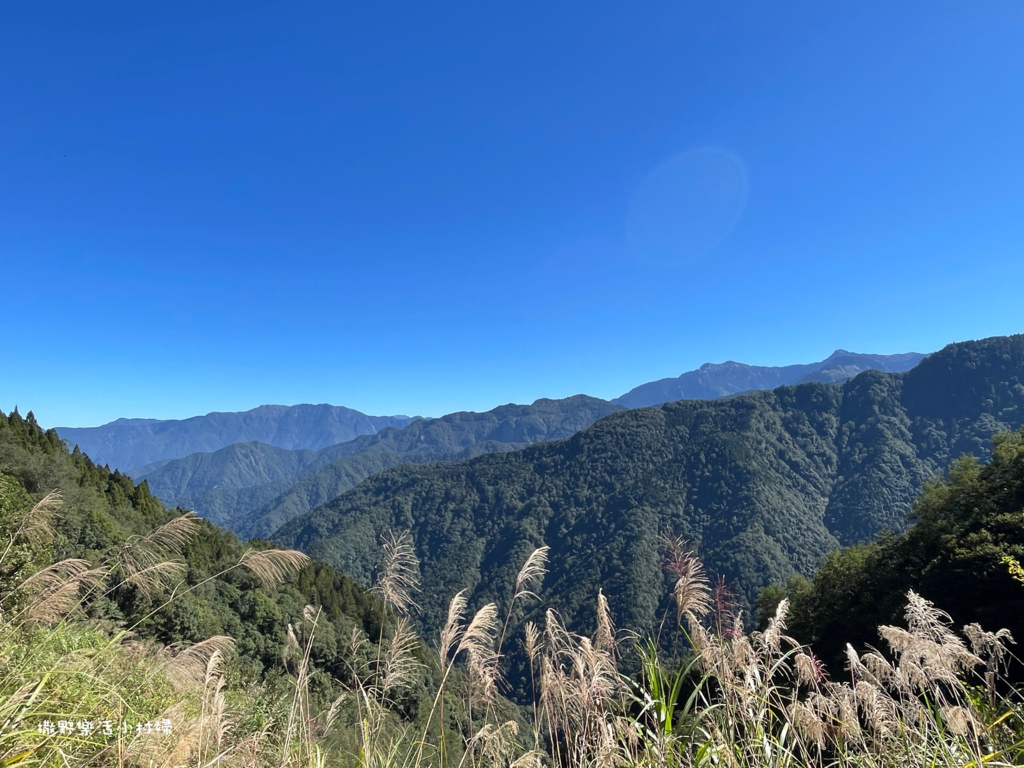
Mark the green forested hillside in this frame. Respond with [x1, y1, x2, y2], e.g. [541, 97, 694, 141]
[142, 395, 623, 538]
[273, 334, 1024, 652]
[0, 407, 404, 701]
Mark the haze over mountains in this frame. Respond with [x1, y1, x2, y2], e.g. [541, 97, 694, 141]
[56, 403, 418, 473]
[273, 335, 1024, 645]
[138, 396, 623, 538]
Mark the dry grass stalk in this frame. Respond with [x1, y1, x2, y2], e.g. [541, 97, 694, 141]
[660, 534, 712, 622]
[162, 635, 237, 690]
[21, 559, 109, 627]
[373, 530, 420, 615]
[514, 546, 549, 603]
[378, 615, 422, 695]
[15, 490, 61, 546]
[238, 547, 309, 587]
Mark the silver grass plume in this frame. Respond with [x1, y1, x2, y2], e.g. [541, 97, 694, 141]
[239, 547, 309, 587]
[347, 625, 370, 681]
[794, 650, 826, 690]
[878, 591, 982, 696]
[514, 545, 550, 603]
[379, 615, 422, 694]
[594, 590, 614, 652]
[660, 534, 712, 621]
[473, 721, 519, 766]
[21, 558, 108, 627]
[322, 693, 347, 732]
[282, 622, 301, 668]
[510, 751, 545, 768]
[754, 597, 789, 656]
[460, 603, 500, 701]
[124, 560, 188, 598]
[114, 512, 199, 593]
[373, 529, 420, 615]
[15, 490, 61, 546]
[544, 608, 573, 657]
[163, 636, 237, 689]
[524, 620, 541, 664]
[439, 590, 468, 669]
[457, 602, 499, 660]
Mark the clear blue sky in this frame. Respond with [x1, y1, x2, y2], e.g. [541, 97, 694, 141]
[3, 1, 1023, 427]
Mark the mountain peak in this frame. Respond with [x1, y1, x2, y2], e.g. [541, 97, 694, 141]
[615, 350, 929, 408]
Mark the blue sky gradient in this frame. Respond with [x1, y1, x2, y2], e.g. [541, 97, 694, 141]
[3, 1, 1023, 426]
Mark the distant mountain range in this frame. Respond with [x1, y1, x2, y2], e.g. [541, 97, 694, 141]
[138, 396, 623, 538]
[613, 350, 927, 408]
[57, 349, 927, 477]
[272, 335, 1023, 650]
[54, 348, 931, 542]
[55, 404, 418, 473]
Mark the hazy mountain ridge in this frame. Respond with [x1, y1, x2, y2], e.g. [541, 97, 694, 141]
[613, 350, 928, 407]
[142, 395, 625, 537]
[271, 335, 1021, 647]
[56, 403, 418, 473]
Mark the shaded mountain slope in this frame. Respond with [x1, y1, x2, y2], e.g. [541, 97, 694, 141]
[273, 335, 1023, 646]
[614, 350, 927, 407]
[142, 395, 624, 537]
[56, 403, 417, 473]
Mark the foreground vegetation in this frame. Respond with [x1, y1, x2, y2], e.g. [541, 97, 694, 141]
[4, 491, 1024, 767]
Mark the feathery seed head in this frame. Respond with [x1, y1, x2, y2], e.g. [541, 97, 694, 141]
[514, 545, 550, 603]
[373, 530, 420, 614]
[594, 590, 615, 652]
[239, 547, 309, 587]
[16, 490, 62, 546]
[524, 620, 541, 663]
[439, 589, 468, 666]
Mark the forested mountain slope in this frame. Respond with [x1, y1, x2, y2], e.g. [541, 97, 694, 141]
[0, 407, 398, 694]
[274, 334, 1024, 646]
[141, 395, 624, 538]
[613, 349, 927, 407]
[56, 403, 417, 473]
[774, 426, 1024, 675]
